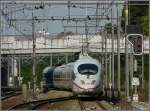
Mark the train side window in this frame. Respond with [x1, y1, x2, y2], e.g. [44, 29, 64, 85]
[54, 74, 59, 79]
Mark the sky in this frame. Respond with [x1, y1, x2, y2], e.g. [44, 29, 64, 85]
[1, 1, 123, 36]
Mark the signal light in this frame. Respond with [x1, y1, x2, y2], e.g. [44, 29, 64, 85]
[127, 34, 143, 55]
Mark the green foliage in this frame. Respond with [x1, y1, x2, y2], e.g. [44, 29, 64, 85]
[121, 2, 148, 36]
[113, 54, 149, 91]
[139, 15, 148, 36]
[36, 63, 47, 85]
[19, 55, 77, 86]
[20, 63, 32, 84]
[20, 58, 49, 86]
[129, 5, 148, 35]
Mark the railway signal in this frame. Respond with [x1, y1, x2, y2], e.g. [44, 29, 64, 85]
[127, 34, 143, 55]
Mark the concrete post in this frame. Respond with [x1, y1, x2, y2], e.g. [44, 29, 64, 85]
[22, 84, 27, 102]
[40, 81, 44, 92]
[18, 56, 21, 86]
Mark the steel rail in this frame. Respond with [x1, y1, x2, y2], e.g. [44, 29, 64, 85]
[1, 92, 21, 100]
[9, 95, 76, 110]
[31, 96, 75, 110]
[96, 101, 107, 110]
[78, 99, 112, 110]
[2, 91, 15, 96]
[96, 100, 114, 110]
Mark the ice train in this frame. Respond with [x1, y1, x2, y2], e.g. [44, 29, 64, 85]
[43, 54, 104, 96]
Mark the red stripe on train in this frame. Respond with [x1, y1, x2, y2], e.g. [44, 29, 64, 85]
[54, 79, 100, 90]
[72, 81, 100, 90]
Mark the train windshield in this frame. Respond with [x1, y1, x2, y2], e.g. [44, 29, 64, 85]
[78, 64, 98, 75]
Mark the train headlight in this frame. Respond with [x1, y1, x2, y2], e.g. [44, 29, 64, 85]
[81, 80, 85, 85]
[91, 80, 96, 84]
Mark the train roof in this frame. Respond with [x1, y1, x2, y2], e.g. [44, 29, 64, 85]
[43, 66, 54, 74]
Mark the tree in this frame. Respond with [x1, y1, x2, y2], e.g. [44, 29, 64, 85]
[121, 1, 148, 36]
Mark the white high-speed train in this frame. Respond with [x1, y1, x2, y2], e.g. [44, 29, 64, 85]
[43, 54, 104, 96]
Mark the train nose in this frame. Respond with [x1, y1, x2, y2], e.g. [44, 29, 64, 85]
[80, 79, 97, 90]
[86, 88, 94, 92]
[91, 80, 96, 84]
[82, 85, 97, 92]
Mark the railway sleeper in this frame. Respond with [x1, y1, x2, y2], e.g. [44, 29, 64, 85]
[97, 100, 114, 110]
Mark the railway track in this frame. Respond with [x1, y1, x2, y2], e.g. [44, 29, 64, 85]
[2, 87, 21, 93]
[10, 95, 76, 110]
[2, 87, 22, 100]
[7, 93, 114, 110]
[2, 91, 16, 97]
[96, 100, 114, 110]
[2, 91, 21, 101]
[78, 98, 114, 110]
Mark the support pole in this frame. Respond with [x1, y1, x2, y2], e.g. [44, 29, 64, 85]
[105, 31, 108, 89]
[84, 20, 89, 55]
[7, 56, 10, 86]
[130, 54, 134, 90]
[109, 54, 112, 89]
[65, 54, 68, 64]
[95, 2, 99, 33]
[67, 0, 71, 20]
[50, 54, 52, 67]
[32, 13, 36, 97]
[125, 0, 130, 102]
[142, 54, 144, 89]
[148, 0, 150, 110]
[111, 2, 115, 90]
[117, 6, 121, 95]
[11, 56, 14, 86]
[75, 21, 78, 34]
[18, 56, 21, 86]
[57, 55, 60, 64]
